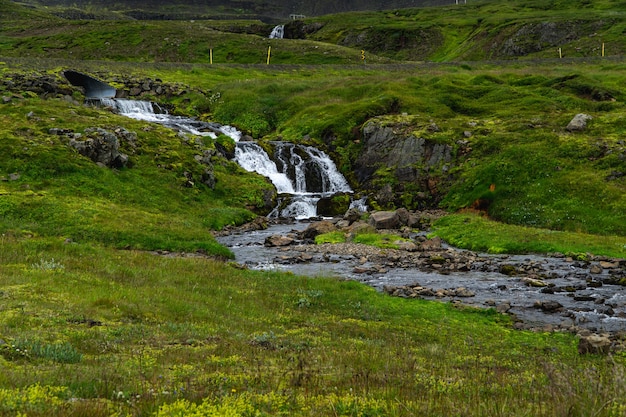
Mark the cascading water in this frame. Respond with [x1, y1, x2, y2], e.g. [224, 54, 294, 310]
[89, 96, 354, 218]
[235, 141, 353, 218]
[91, 98, 238, 139]
[269, 25, 284, 39]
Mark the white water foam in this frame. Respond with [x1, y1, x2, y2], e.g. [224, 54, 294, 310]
[269, 25, 284, 39]
[97, 97, 353, 218]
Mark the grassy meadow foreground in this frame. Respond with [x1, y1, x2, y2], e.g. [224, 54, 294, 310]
[1, 236, 626, 417]
[1, 0, 626, 414]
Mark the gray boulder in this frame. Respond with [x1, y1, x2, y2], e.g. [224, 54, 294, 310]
[369, 211, 400, 229]
[69, 127, 130, 168]
[566, 113, 592, 132]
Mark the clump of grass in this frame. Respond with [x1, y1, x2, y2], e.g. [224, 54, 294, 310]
[1, 339, 82, 364]
[30, 258, 64, 272]
[315, 231, 345, 244]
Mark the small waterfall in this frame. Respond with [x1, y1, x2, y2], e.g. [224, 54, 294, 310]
[269, 25, 284, 39]
[89, 96, 352, 218]
[235, 142, 295, 194]
[235, 142, 352, 219]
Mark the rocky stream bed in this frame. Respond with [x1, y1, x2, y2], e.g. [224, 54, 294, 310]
[215, 212, 626, 354]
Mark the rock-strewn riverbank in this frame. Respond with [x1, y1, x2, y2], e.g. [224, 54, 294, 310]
[216, 210, 626, 353]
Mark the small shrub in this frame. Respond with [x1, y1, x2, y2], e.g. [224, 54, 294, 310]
[30, 258, 64, 272]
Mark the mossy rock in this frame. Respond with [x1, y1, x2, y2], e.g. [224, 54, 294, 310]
[317, 192, 351, 217]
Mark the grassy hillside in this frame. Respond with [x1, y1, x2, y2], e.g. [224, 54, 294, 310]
[1, 0, 626, 415]
[0, 82, 275, 256]
[17, 0, 453, 20]
[3, 0, 626, 63]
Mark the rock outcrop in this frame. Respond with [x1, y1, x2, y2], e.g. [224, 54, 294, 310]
[66, 127, 133, 168]
[354, 116, 471, 210]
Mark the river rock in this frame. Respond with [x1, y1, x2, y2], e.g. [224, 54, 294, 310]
[345, 221, 376, 236]
[496, 301, 512, 314]
[299, 220, 336, 239]
[599, 261, 620, 269]
[534, 300, 564, 313]
[521, 276, 548, 287]
[499, 264, 518, 276]
[343, 207, 363, 224]
[578, 333, 612, 355]
[369, 211, 400, 229]
[395, 208, 410, 226]
[589, 264, 603, 274]
[264, 235, 294, 247]
[419, 236, 442, 251]
[396, 241, 419, 252]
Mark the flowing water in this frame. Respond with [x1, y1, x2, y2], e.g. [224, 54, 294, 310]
[269, 25, 285, 39]
[216, 221, 626, 333]
[97, 97, 353, 218]
[94, 96, 626, 332]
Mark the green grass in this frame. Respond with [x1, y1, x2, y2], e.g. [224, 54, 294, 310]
[1, 0, 626, 414]
[0, 94, 272, 255]
[433, 212, 626, 257]
[1, 236, 625, 416]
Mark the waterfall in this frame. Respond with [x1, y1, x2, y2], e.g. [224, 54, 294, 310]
[236, 142, 353, 219]
[90, 96, 352, 218]
[235, 142, 295, 194]
[269, 25, 284, 39]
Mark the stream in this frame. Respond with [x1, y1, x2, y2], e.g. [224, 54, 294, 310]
[217, 220, 626, 333]
[64, 72, 626, 334]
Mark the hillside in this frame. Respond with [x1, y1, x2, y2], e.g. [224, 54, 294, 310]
[2, 0, 626, 415]
[2, 0, 626, 63]
[14, 0, 453, 20]
[1, 0, 625, 241]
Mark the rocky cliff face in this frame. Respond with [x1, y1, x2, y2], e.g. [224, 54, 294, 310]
[354, 116, 471, 210]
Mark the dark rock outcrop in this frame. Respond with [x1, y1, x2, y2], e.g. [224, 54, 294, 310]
[67, 127, 133, 168]
[354, 116, 470, 210]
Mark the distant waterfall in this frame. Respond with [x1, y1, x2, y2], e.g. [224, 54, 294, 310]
[269, 25, 284, 39]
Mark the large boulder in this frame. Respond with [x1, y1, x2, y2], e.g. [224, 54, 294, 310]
[566, 113, 592, 132]
[368, 211, 400, 229]
[299, 220, 337, 240]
